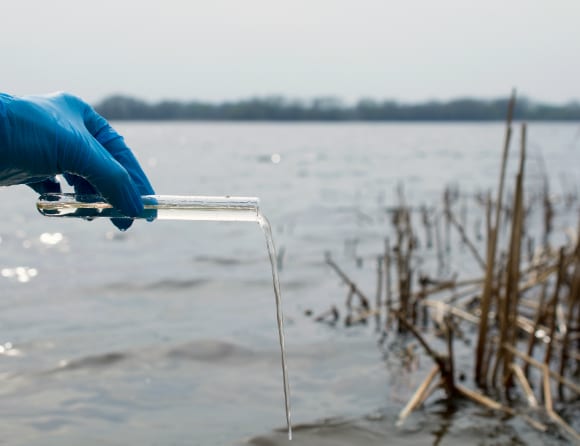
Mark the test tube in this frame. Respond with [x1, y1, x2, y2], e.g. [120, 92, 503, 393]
[36, 193, 261, 222]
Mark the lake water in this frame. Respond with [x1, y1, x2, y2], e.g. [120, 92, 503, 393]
[0, 122, 579, 445]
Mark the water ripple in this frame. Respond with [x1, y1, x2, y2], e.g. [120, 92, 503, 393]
[51, 352, 129, 373]
[46, 340, 257, 375]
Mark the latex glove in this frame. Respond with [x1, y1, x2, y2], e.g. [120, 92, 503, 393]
[0, 92, 154, 230]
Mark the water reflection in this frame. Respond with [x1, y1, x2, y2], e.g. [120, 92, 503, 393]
[0, 342, 22, 357]
[1, 266, 38, 283]
[39, 232, 63, 245]
[271, 153, 282, 164]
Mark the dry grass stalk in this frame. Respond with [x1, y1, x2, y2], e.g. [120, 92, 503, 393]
[543, 366, 553, 411]
[524, 282, 548, 378]
[422, 300, 480, 325]
[444, 187, 452, 253]
[384, 237, 393, 330]
[446, 209, 486, 270]
[493, 123, 527, 389]
[418, 377, 445, 407]
[505, 124, 527, 379]
[434, 211, 445, 274]
[543, 248, 566, 366]
[394, 310, 457, 399]
[393, 204, 414, 333]
[421, 206, 433, 249]
[456, 383, 514, 414]
[325, 253, 370, 314]
[547, 410, 580, 444]
[510, 363, 538, 408]
[503, 344, 580, 395]
[349, 278, 481, 326]
[475, 89, 516, 386]
[540, 368, 580, 443]
[375, 255, 383, 332]
[456, 384, 548, 433]
[397, 364, 440, 425]
[559, 219, 580, 397]
[443, 284, 481, 305]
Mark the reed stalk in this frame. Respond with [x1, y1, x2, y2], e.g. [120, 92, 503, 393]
[375, 256, 383, 332]
[446, 209, 486, 270]
[475, 90, 516, 387]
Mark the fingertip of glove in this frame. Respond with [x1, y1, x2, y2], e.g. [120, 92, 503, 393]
[112, 192, 144, 231]
[111, 217, 134, 232]
[104, 179, 144, 219]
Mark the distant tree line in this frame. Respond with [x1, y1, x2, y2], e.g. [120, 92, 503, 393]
[95, 95, 580, 121]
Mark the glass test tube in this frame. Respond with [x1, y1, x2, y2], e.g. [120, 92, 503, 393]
[36, 193, 261, 222]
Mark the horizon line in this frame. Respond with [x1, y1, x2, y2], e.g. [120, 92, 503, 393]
[94, 93, 580, 107]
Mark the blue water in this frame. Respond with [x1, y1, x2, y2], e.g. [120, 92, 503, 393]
[0, 122, 578, 445]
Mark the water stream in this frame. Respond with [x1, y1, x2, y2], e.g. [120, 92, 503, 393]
[36, 193, 293, 440]
[258, 215, 292, 440]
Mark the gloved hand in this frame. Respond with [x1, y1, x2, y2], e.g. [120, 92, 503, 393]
[0, 92, 154, 230]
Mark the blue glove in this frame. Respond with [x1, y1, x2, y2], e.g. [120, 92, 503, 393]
[0, 92, 154, 230]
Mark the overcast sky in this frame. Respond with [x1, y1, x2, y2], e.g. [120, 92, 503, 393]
[2, 0, 579, 104]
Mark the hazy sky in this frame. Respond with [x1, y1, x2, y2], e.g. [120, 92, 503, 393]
[2, 0, 580, 104]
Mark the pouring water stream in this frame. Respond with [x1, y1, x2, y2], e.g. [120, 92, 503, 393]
[37, 193, 293, 440]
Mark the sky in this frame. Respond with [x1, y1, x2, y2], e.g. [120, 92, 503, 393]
[2, 0, 580, 105]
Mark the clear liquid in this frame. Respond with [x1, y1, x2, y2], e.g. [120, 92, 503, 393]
[37, 194, 261, 222]
[36, 194, 293, 439]
[259, 215, 292, 441]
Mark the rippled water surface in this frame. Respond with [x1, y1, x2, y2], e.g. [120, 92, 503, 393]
[0, 122, 579, 445]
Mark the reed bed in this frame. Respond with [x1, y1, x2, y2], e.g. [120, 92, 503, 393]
[313, 91, 580, 443]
